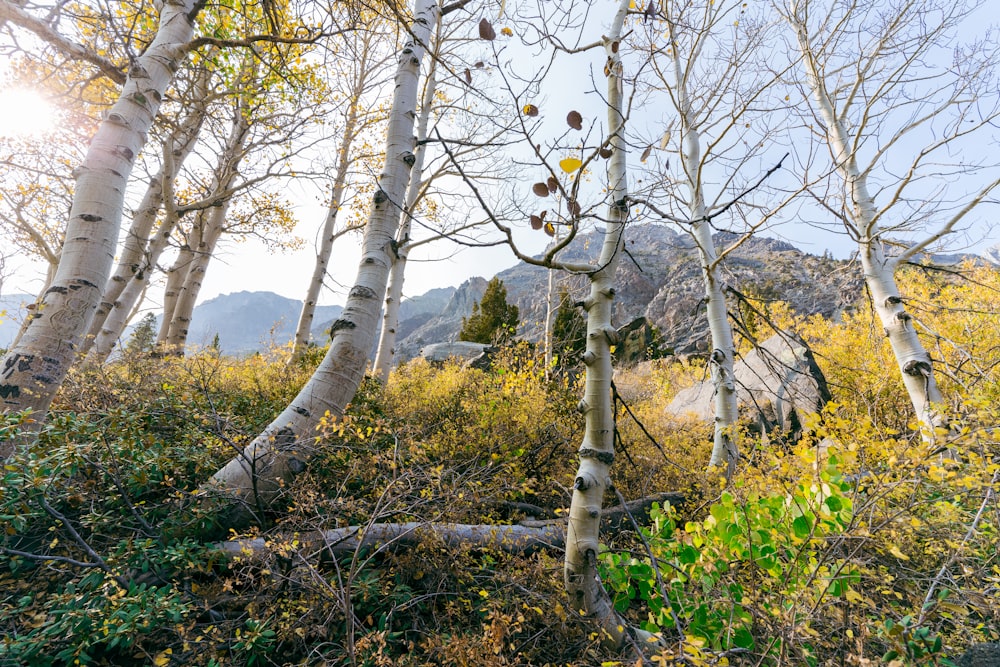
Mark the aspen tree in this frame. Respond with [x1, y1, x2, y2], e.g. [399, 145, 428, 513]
[291, 20, 396, 361]
[634, 0, 791, 477]
[783, 0, 1000, 438]
[0, 0, 205, 456]
[207, 0, 443, 507]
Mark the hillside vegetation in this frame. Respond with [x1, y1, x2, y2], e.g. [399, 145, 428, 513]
[1, 263, 998, 666]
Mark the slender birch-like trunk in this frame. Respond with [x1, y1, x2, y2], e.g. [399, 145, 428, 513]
[157, 242, 194, 346]
[563, 0, 651, 648]
[162, 106, 249, 352]
[207, 0, 438, 509]
[0, 0, 203, 455]
[290, 27, 392, 361]
[673, 77, 739, 475]
[372, 57, 438, 381]
[789, 8, 946, 434]
[86, 156, 188, 363]
[163, 203, 229, 350]
[649, 5, 745, 478]
[83, 67, 211, 356]
[290, 107, 362, 360]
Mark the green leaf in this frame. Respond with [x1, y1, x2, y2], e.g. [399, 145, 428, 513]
[792, 515, 812, 539]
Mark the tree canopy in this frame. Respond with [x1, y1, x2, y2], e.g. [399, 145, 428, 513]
[458, 277, 520, 345]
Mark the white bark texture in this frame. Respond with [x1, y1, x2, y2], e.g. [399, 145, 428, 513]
[87, 194, 184, 363]
[84, 67, 212, 358]
[290, 110, 359, 360]
[163, 202, 230, 350]
[206, 0, 438, 509]
[157, 242, 194, 345]
[656, 3, 743, 478]
[291, 29, 393, 362]
[372, 57, 438, 381]
[563, 0, 647, 649]
[163, 104, 250, 352]
[219, 522, 566, 560]
[788, 5, 946, 433]
[0, 0, 202, 454]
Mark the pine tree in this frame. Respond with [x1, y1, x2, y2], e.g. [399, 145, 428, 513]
[124, 313, 157, 356]
[458, 277, 519, 345]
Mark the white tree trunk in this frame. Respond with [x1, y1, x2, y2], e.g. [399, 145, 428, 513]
[160, 100, 249, 353]
[564, 0, 648, 649]
[695, 217, 739, 476]
[291, 29, 392, 362]
[163, 204, 228, 350]
[156, 242, 193, 346]
[290, 108, 361, 360]
[790, 9, 946, 435]
[84, 68, 211, 356]
[372, 58, 438, 381]
[662, 8, 740, 477]
[0, 0, 201, 455]
[206, 0, 439, 510]
[86, 186, 186, 363]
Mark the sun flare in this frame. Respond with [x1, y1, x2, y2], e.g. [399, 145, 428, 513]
[0, 87, 56, 138]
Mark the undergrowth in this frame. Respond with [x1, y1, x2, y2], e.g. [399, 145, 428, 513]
[0, 265, 998, 665]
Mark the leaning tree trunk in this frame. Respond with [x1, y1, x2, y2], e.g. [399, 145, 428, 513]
[563, 0, 652, 650]
[372, 57, 438, 381]
[206, 0, 439, 513]
[86, 173, 187, 363]
[859, 216, 945, 432]
[163, 203, 229, 351]
[161, 100, 249, 353]
[290, 106, 361, 361]
[157, 242, 194, 346]
[791, 15, 946, 436]
[83, 67, 211, 357]
[0, 0, 203, 457]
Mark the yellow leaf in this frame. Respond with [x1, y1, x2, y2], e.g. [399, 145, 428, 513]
[153, 649, 172, 666]
[501, 27, 513, 36]
[559, 157, 583, 173]
[887, 545, 909, 561]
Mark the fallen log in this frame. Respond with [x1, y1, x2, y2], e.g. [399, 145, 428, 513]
[218, 522, 566, 560]
[216, 492, 685, 561]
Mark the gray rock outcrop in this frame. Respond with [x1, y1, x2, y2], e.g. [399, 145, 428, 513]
[418, 341, 493, 368]
[393, 224, 861, 363]
[665, 333, 830, 438]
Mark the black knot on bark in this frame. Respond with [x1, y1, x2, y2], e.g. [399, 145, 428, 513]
[894, 311, 912, 323]
[711, 348, 726, 364]
[373, 190, 388, 205]
[884, 295, 903, 307]
[349, 285, 378, 300]
[330, 318, 356, 333]
[579, 447, 614, 465]
[903, 359, 933, 378]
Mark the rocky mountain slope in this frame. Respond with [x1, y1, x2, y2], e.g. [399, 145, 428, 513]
[393, 224, 864, 360]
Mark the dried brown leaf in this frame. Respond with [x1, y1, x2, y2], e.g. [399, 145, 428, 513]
[478, 18, 496, 41]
